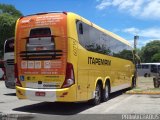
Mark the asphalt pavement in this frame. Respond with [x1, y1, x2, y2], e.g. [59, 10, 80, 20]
[0, 81, 160, 120]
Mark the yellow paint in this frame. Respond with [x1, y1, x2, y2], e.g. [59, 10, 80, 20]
[15, 12, 135, 102]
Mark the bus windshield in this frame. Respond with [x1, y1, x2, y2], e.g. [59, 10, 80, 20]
[4, 39, 14, 53]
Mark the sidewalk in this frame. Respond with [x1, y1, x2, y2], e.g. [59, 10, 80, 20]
[126, 76, 160, 94]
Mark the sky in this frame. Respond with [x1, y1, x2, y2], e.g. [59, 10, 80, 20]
[1, 0, 160, 48]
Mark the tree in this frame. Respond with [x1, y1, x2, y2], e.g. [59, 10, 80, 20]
[114, 50, 133, 61]
[140, 40, 160, 62]
[0, 4, 22, 58]
[151, 53, 160, 62]
[0, 4, 22, 18]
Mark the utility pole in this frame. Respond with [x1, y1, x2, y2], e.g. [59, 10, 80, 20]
[134, 35, 139, 52]
[133, 35, 139, 87]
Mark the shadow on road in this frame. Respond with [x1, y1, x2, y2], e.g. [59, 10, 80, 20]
[13, 88, 129, 115]
[13, 102, 92, 115]
[4, 93, 16, 96]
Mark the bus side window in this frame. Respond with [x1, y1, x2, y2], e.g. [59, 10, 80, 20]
[151, 65, 157, 73]
[79, 23, 83, 34]
[137, 65, 141, 69]
[158, 65, 160, 73]
[142, 65, 149, 69]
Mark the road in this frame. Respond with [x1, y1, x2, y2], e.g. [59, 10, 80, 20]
[0, 81, 160, 120]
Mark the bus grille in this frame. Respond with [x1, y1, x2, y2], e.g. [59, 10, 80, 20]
[6, 59, 14, 65]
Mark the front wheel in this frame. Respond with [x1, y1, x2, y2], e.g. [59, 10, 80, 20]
[153, 78, 159, 88]
[90, 84, 102, 105]
[131, 76, 136, 88]
[102, 82, 110, 102]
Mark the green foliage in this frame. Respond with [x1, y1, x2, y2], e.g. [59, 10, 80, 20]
[140, 40, 160, 62]
[0, 4, 22, 18]
[0, 4, 22, 58]
[114, 50, 133, 61]
[151, 53, 160, 62]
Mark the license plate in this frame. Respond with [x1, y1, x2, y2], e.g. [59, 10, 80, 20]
[35, 92, 45, 96]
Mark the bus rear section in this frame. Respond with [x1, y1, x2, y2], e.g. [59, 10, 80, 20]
[15, 12, 76, 102]
[4, 38, 15, 88]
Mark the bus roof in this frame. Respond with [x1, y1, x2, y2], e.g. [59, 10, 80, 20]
[20, 11, 132, 48]
[67, 12, 132, 48]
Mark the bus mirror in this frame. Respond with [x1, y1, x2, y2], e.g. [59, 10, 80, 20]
[79, 23, 83, 34]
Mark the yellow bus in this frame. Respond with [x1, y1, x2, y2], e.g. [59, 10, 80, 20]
[15, 12, 136, 105]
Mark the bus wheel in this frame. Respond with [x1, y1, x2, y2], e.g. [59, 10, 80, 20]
[90, 84, 102, 105]
[144, 73, 147, 77]
[102, 82, 110, 102]
[131, 76, 136, 88]
[153, 78, 159, 88]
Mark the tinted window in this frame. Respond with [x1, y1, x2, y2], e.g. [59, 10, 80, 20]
[158, 65, 160, 71]
[5, 39, 14, 53]
[151, 65, 157, 73]
[142, 65, 149, 69]
[30, 28, 51, 37]
[136, 65, 141, 69]
[76, 20, 133, 61]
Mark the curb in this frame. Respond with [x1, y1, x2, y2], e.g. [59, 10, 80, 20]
[126, 91, 160, 95]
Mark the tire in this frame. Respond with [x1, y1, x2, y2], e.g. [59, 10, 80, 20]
[5, 81, 9, 88]
[102, 81, 110, 102]
[131, 76, 136, 88]
[153, 78, 159, 88]
[90, 84, 102, 105]
[144, 73, 148, 77]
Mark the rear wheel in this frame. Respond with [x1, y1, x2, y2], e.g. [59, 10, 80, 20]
[144, 73, 148, 77]
[102, 81, 110, 102]
[153, 78, 159, 88]
[90, 84, 102, 105]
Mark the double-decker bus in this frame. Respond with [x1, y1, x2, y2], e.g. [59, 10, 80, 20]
[4, 37, 15, 88]
[15, 12, 136, 105]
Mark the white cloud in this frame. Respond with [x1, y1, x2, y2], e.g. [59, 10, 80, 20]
[123, 27, 160, 39]
[121, 27, 160, 47]
[96, 0, 112, 10]
[127, 38, 152, 48]
[96, 0, 160, 19]
[141, 0, 160, 19]
[123, 27, 140, 35]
